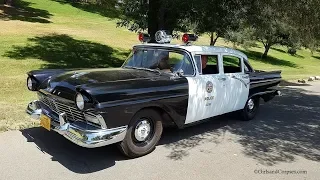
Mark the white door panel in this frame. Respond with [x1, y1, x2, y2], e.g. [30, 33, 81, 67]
[224, 73, 250, 112]
[185, 75, 226, 124]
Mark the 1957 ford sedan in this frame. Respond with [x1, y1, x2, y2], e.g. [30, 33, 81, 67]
[26, 31, 282, 158]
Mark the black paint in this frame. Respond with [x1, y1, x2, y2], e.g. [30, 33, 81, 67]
[248, 70, 282, 101]
[26, 49, 282, 130]
[29, 67, 189, 129]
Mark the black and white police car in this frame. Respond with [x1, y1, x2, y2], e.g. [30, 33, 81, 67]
[26, 31, 282, 158]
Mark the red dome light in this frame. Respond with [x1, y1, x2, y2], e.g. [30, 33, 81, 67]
[138, 33, 151, 43]
[182, 34, 189, 43]
[138, 33, 144, 42]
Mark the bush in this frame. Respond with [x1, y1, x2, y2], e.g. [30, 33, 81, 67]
[288, 48, 297, 55]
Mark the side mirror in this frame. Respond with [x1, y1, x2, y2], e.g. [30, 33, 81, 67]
[170, 69, 184, 80]
[177, 69, 184, 76]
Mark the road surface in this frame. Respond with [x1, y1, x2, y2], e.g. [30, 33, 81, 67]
[1, 81, 320, 180]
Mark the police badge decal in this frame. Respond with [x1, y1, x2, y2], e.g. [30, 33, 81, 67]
[205, 81, 214, 106]
[206, 81, 213, 93]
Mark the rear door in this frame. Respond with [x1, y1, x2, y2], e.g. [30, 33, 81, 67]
[185, 54, 227, 124]
[221, 54, 249, 112]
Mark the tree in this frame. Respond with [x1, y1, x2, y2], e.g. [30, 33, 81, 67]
[189, 0, 246, 46]
[223, 1, 298, 58]
[117, 0, 191, 42]
[282, 0, 320, 53]
[254, 20, 295, 58]
[117, 0, 320, 53]
[248, 0, 320, 57]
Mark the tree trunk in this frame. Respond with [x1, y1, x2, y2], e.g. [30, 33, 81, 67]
[210, 34, 219, 46]
[210, 32, 214, 45]
[212, 37, 218, 46]
[4, 0, 13, 6]
[158, 3, 165, 30]
[147, 0, 159, 43]
[262, 44, 271, 58]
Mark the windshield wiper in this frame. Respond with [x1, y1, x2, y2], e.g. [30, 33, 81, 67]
[124, 66, 161, 75]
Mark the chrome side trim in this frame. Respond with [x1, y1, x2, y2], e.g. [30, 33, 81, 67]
[231, 75, 249, 88]
[250, 78, 281, 84]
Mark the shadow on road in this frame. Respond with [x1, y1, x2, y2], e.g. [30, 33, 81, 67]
[279, 80, 312, 87]
[161, 86, 320, 165]
[20, 85, 320, 173]
[231, 87, 320, 166]
[159, 114, 239, 160]
[20, 127, 127, 173]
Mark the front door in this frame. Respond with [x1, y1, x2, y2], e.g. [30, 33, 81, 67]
[221, 54, 250, 112]
[184, 54, 226, 124]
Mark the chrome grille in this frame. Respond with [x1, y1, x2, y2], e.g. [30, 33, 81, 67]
[39, 95, 98, 124]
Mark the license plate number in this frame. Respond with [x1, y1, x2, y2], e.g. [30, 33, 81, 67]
[40, 114, 51, 131]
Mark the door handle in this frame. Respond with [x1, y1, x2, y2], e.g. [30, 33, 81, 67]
[218, 77, 226, 81]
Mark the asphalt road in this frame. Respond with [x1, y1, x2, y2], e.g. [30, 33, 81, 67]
[1, 81, 320, 180]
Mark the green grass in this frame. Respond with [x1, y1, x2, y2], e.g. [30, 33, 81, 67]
[0, 0, 320, 132]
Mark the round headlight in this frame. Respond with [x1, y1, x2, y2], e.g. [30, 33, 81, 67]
[76, 93, 85, 110]
[27, 77, 35, 91]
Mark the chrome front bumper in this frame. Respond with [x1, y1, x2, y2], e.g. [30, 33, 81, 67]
[26, 100, 127, 148]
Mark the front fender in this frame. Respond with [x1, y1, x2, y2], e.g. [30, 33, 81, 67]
[95, 94, 188, 129]
[27, 69, 74, 90]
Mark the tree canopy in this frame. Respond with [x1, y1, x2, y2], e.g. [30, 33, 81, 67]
[115, 0, 320, 57]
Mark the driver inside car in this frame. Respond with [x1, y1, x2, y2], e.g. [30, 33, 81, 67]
[201, 55, 219, 74]
[201, 55, 210, 74]
[158, 52, 172, 73]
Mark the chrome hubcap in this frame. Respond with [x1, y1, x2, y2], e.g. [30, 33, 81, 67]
[247, 99, 255, 110]
[134, 120, 151, 142]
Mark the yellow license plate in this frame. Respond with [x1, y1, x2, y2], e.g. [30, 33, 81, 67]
[40, 114, 51, 131]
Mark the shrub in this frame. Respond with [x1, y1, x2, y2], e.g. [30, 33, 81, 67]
[288, 48, 297, 55]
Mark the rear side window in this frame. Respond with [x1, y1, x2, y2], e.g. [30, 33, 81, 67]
[195, 54, 219, 75]
[203, 55, 219, 75]
[222, 55, 242, 73]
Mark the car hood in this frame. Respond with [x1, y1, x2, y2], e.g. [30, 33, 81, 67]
[49, 68, 159, 86]
[46, 67, 173, 101]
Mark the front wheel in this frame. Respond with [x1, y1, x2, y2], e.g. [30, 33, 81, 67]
[241, 97, 260, 121]
[117, 109, 163, 158]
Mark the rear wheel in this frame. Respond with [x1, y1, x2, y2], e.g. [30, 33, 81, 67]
[118, 109, 163, 158]
[241, 97, 260, 121]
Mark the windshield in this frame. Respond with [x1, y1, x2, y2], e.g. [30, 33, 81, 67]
[122, 48, 194, 75]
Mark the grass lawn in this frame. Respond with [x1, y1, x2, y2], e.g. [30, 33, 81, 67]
[0, 0, 320, 132]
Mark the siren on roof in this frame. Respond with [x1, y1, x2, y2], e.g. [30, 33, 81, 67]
[155, 30, 172, 44]
[138, 30, 173, 44]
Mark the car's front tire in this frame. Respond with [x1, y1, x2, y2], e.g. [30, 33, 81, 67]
[241, 97, 260, 121]
[118, 109, 163, 158]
